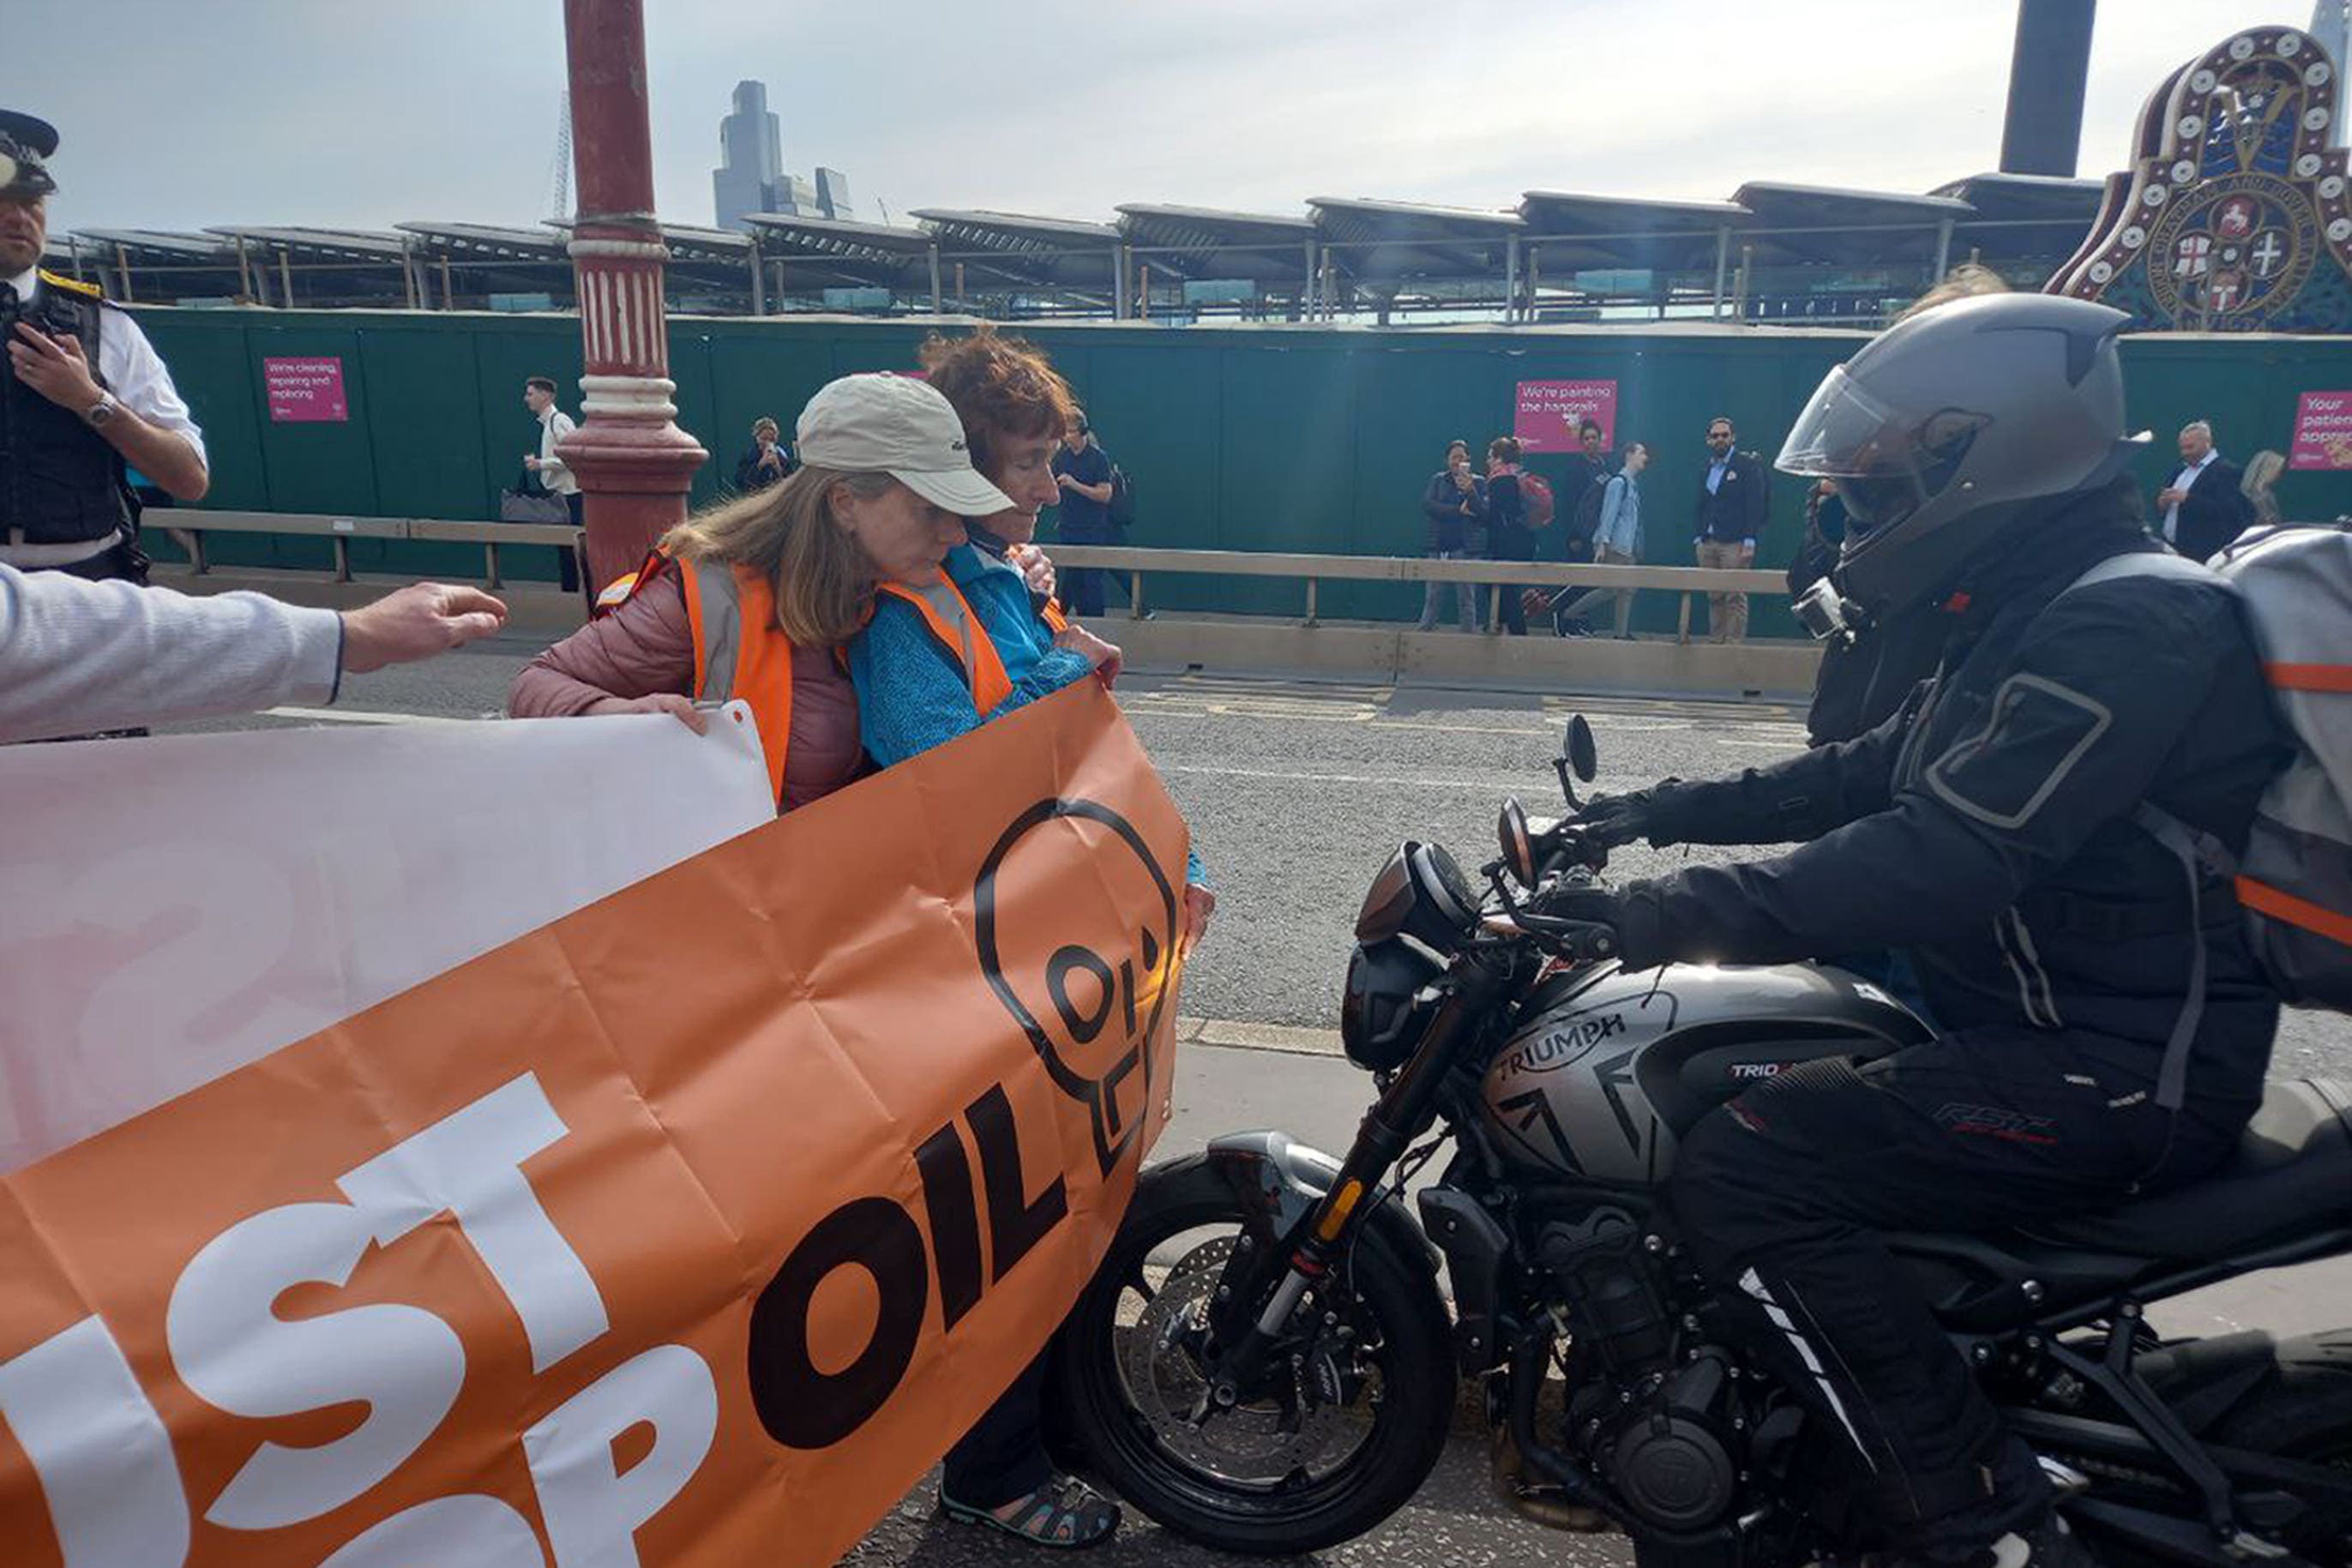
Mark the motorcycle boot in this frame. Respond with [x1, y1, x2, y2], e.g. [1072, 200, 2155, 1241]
[1924, 1511, 2100, 1568]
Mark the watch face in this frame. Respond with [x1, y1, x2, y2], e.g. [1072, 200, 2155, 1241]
[87, 396, 117, 426]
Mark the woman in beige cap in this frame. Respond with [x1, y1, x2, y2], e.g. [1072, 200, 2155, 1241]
[508, 372, 1020, 814]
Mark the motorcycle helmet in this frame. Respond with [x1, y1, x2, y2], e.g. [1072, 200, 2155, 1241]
[1775, 293, 2145, 615]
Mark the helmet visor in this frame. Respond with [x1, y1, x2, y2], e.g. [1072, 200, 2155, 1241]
[1775, 365, 1989, 536]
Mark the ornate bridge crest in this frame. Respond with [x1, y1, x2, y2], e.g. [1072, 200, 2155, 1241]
[2052, 26, 2352, 333]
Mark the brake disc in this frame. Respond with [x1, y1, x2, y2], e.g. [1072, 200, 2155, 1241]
[1117, 1235, 1365, 1486]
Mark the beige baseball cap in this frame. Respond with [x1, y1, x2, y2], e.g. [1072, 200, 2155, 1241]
[794, 373, 1014, 517]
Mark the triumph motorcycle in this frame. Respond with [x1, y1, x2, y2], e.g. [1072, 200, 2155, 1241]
[1046, 718, 2352, 1567]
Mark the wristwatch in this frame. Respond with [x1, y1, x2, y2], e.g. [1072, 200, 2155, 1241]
[83, 392, 120, 428]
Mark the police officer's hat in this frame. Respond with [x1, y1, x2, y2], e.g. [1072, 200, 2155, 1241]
[0, 111, 60, 200]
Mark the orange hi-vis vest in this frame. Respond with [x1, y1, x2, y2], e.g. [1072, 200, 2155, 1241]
[600, 550, 798, 806]
[875, 573, 1016, 713]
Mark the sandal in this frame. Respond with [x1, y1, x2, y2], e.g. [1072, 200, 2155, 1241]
[940, 1475, 1121, 1550]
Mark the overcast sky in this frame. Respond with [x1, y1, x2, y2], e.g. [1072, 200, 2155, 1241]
[6, 0, 2307, 233]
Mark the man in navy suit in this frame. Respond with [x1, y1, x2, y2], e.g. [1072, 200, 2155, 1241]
[2156, 420, 2253, 563]
[1693, 416, 1771, 642]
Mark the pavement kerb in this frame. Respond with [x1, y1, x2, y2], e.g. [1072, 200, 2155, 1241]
[1173, 1016, 1347, 1057]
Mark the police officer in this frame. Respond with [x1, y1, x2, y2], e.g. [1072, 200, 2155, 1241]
[1556, 293, 2291, 1568]
[0, 111, 208, 586]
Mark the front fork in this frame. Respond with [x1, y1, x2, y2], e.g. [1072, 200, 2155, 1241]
[1201, 964, 1503, 1407]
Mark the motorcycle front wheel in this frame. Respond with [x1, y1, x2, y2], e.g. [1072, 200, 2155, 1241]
[1047, 1153, 1457, 1556]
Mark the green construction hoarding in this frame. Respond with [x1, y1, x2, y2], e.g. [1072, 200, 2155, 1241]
[135, 309, 2352, 638]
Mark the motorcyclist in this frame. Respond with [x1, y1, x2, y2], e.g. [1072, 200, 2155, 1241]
[1553, 293, 2294, 1568]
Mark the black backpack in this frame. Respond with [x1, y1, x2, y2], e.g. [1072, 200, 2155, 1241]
[1568, 471, 1612, 545]
[1107, 464, 1137, 532]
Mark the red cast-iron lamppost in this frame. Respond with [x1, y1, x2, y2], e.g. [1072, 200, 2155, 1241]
[556, 0, 707, 592]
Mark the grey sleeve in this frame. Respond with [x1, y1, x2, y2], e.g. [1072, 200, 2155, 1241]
[0, 567, 343, 742]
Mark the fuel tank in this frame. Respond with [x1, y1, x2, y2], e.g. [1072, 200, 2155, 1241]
[1478, 961, 1929, 1186]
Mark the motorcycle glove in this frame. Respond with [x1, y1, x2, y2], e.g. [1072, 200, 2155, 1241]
[1535, 883, 1624, 930]
[1578, 782, 1692, 849]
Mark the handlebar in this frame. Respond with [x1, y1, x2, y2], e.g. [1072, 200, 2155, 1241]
[1478, 897, 1620, 964]
[1537, 820, 1611, 878]
[1522, 914, 1620, 963]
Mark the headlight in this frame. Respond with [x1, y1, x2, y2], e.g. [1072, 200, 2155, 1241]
[1355, 841, 1478, 948]
[1340, 938, 1444, 1071]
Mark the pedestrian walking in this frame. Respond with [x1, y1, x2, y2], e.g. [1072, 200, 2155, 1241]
[522, 375, 582, 593]
[1556, 442, 1647, 638]
[1556, 418, 1611, 565]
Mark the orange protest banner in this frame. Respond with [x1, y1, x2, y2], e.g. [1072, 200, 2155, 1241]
[0, 680, 1188, 1568]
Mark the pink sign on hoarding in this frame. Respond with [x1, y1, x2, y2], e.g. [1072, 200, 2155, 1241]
[1513, 379, 1618, 453]
[2290, 390, 2352, 470]
[263, 356, 348, 423]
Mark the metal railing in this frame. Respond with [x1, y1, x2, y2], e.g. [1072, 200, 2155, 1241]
[172, 510, 580, 591]
[1046, 544, 1790, 644]
[165, 514, 1796, 643]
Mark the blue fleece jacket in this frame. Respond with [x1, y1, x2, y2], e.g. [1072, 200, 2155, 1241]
[849, 544, 1091, 767]
[849, 538, 1207, 886]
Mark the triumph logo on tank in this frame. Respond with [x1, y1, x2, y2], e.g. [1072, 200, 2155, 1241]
[1500, 1011, 1627, 1077]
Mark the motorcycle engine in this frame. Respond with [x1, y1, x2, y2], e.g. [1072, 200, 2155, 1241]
[1590, 1352, 1744, 1533]
[1541, 1210, 1744, 1535]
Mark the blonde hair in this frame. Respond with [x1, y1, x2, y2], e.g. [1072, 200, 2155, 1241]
[659, 466, 896, 646]
[1894, 261, 2010, 323]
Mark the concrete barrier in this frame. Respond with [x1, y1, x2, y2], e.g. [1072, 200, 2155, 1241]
[1107, 612, 1819, 698]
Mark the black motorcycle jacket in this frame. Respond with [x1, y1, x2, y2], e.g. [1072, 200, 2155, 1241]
[1614, 491, 2293, 1107]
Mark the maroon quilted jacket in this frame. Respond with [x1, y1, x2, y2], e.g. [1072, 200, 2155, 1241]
[507, 572, 863, 811]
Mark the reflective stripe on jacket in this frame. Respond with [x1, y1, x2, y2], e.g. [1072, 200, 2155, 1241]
[874, 572, 1016, 713]
[600, 548, 797, 805]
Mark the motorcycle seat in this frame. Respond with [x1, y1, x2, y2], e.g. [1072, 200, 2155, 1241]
[1893, 1081, 2352, 1331]
[2018, 1078, 2352, 1261]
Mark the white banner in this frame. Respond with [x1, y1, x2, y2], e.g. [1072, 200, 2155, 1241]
[0, 709, 773, 1174]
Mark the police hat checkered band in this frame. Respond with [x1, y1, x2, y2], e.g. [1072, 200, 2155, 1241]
[795, 374, 1014, 518]
[0, 112, 59, 198]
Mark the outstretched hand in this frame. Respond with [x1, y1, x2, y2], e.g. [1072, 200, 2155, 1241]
[339, 582, 508, 674]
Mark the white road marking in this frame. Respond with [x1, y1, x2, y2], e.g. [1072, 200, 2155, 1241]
[1163, 763, 1529, 790]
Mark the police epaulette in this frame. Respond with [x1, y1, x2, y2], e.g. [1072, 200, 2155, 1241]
[37, 269, 101, 300]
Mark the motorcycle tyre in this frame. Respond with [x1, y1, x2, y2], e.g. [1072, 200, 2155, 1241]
[2199, 1330, 2352, 1567]
[1046, 1153, 1456, 1557]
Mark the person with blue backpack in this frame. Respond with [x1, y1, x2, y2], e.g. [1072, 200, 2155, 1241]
[1551, 292, 2342, 1568]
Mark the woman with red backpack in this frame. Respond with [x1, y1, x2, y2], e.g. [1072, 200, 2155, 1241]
[1483, 436, 1545, 635]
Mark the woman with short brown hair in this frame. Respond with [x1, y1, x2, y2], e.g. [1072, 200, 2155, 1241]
[851, 328, 1208, 1552]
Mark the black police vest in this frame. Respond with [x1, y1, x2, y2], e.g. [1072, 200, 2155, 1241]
[0, 273, 132, 546]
